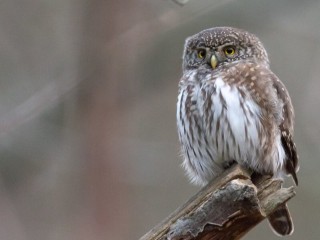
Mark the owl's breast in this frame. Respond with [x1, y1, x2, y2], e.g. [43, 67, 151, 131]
[177, 74, 283, 185]
[200, 77, 262, 160]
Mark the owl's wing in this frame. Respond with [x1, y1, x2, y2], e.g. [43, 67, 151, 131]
[281, 128, 299, 185]
[271, 74, 299, 185]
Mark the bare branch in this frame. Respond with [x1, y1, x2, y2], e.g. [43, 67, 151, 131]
[140, 165, 296, 240]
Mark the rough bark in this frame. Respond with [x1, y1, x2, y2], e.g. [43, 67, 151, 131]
[140, 165, 295, 240]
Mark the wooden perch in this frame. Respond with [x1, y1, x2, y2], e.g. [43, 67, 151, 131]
[140, 165, 296, 240]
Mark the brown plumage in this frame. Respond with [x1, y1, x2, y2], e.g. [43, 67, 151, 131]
[177, 27, 299, 236]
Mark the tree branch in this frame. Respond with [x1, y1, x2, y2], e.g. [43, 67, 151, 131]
[140, 165, 296, 240]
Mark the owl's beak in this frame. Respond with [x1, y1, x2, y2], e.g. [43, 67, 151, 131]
[210, 55, 218, 69]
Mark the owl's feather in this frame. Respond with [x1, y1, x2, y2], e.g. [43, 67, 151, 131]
[281, 130, 299, 185]
[268, 204, 294, 236]
[271, 74, 299, 185]
[177, 27, 298, 236]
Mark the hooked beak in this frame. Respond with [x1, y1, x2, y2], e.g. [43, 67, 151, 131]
[210, 54, 218, 69]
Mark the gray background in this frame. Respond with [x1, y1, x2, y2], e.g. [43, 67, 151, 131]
[0, 0, 319, 239]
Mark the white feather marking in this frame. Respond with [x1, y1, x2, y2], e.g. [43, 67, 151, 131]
[177, 76, 285, 186]
[213, 78, 261, 164]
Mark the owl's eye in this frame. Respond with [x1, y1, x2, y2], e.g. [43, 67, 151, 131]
[224, 46, 236, 56]
[197, 49, 206, 59]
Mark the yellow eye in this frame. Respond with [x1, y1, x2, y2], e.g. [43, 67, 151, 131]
[197, 49, 206, 59]
[224, 47, 236, 56]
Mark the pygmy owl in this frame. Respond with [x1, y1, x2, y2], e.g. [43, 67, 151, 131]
[176, 27, 299, 236]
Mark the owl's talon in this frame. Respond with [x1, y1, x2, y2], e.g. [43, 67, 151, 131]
[222, 160, 236, 170]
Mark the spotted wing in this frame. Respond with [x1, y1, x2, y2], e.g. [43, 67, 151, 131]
[271, 74, 299, 185]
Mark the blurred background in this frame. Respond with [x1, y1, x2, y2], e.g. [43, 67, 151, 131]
[0, 0, 319, 239]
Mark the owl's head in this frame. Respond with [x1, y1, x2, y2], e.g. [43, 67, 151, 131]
[182, 27, 269, 72]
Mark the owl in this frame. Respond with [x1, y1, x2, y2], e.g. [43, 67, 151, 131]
[176, 27, 299, 236]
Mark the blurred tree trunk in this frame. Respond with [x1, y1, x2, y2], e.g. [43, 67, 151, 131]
[78, 1, 136, 239]
[78, 1, 161, 239]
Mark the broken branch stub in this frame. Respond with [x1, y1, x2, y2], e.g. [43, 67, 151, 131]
[140, 165, 296, 240]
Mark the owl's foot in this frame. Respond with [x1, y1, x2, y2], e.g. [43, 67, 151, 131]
[222, 160, 236, 170]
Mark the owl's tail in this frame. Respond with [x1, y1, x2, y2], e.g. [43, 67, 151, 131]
[267, 204, 294, 236]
